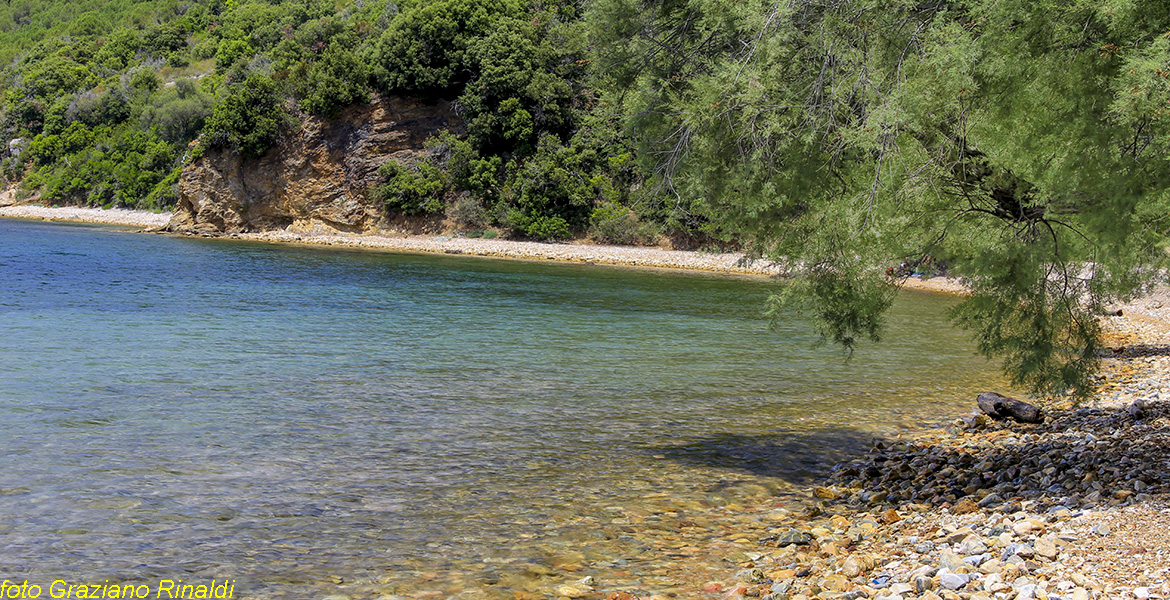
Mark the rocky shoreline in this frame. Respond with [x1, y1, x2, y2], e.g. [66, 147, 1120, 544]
[673, 298, 1170, 600]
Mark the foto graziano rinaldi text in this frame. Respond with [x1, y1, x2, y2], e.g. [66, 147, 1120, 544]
[0, 580, 235, 599]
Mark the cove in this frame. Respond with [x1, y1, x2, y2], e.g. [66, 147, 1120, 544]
[0, 219, 1011, 599]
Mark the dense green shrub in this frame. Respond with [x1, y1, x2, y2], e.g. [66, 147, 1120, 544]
[23, 123, 177, 209]
[368, 0, 519, 93]
[202, 72, 286, 158]
[497, 135, 595, 239]
[373, 160, 446, 215]
[520, 215, 571, 241]
[589, 203, 660, 245]
[295, 44, 369, 116]
[93, 28, 141, 70]
[447, 193, 488, 229]
[142, 23, 187, 58]
[458, 16, 582, 153]
[215, 39, 253, 73]
[425, 131, 501, 202]
[140, 80, 213, 144]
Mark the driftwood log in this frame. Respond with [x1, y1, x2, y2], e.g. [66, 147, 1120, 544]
[976, 392, 1044, 424]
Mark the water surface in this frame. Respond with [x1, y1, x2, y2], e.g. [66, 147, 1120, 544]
[0, 220, 1009, 598]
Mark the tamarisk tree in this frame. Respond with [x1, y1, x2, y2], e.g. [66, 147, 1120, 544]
[590, 0, 1170, 397]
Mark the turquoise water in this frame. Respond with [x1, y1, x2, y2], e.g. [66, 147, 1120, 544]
[0, 220, 1007, 598]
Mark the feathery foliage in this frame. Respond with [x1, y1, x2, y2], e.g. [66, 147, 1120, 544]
[591, 0, 1170, 396]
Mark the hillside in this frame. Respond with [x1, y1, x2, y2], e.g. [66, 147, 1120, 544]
[0, 0, 674, 244]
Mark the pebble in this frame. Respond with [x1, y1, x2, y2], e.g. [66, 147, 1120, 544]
[939, 552, 966, 571]
[777, 530, 813, 546]
[1034, 536, 1058, 559]
[556, 585, 588, 598]
[940, 572, 971, 590]
[958, 536, 988, 555]
[1015, 583, 1039, 600]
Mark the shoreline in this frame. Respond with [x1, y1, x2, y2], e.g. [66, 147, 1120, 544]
[0, 204, 172, 228]
[0, 204, 969, 292]
[6, 202, 1169, 598]
[692, 296, 1170, 600]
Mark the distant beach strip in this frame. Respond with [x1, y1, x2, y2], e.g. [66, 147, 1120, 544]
[0, 204, 968, 292]
[0, 204, 171, 228]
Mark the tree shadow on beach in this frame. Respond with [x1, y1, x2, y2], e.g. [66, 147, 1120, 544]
[1101, 343, 1170, 357]
[822, 401, 1170, 510]
[648, 427, 890, 485]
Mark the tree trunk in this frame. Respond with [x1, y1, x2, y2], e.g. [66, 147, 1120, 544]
[976, 392, 1043, 424]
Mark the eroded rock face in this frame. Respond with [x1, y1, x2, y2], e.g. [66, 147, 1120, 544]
[168, 95, 457, 234]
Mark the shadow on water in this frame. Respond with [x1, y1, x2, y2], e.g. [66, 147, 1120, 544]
[649, 427, 891, 485]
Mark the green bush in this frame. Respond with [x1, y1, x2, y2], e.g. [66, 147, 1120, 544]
[523, 215, 571, 241]
[296, 44, 370, 116]
[447, 193, 488, 228]
[192, 39, 218, 60]
[498, 135, 593, 238]
[23, 123, 178, 209]
[140, 79, 213, 144]
[588, 203, 660, 245]
[373, 160, 447, 215]
[368, 0, 518, 93]
[67, 88, 131, 127]
[143, 23, 187, 58]
[93, 29, 142, 71]
[202, 72, 287, 158]
[425, 131, 501, 202]
[216, 39, 252, 73]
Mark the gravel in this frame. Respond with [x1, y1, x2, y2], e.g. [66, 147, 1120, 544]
[694, 293, 1170, 600]
[0, 204, 172, 228]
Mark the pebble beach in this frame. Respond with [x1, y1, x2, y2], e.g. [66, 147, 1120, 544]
[3, 204, 1167, 600]
[671, 295, 1170, 600]
[0, 204, 172, 228]
[0, 204, 789, 275]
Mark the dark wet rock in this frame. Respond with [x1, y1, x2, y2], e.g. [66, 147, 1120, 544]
[977, 493, 1003, 507]
[776, 530, 813, 546]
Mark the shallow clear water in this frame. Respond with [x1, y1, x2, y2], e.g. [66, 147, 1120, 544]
[0, 220, 1008, 598]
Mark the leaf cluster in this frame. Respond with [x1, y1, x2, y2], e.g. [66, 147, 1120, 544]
[593, 0, 1170, 396]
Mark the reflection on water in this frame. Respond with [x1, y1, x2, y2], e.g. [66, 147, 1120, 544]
[0, 220, 1010, 598]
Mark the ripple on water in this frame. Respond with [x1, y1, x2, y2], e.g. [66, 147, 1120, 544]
[0, 220, 1014, 598]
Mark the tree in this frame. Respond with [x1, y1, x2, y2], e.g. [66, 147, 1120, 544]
[203, 72, 287, 158]
[591, 0, 1170, 398]
[367, 0, 520, 94]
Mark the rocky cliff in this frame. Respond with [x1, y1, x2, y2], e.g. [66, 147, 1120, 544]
[168, 95, 457, 235]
